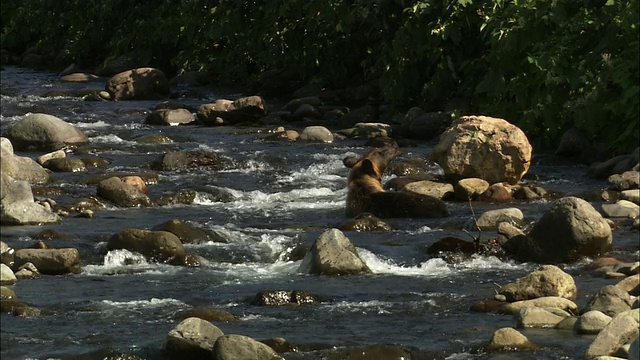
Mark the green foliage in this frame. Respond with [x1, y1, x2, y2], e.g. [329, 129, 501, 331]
[1, 0, 637, 153]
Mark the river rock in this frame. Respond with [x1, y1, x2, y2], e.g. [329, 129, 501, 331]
[400, 108, 451, 140]
[197, 96, 266, 125]
[97, 176, 152, 207]
[163, 317, 224, 359]
[504, 197, 612, 263]
[5, 113, 89, 151]
[0, 299, 42, 317]
[403, 180, 454, 200]
[250, 290, 325, 306]
[43, 157, 86, 172]
[515, 307, 565, 328]
[105, 67, 169, 100]
[13, 248, 81, 275]
[107, 228, 186, 263]
[284, 96, 322, 111]
[555, 316, 579, 330]
[338, 212, 392, 232]
[212, 334, 283, 360]
[37, 149, 66, 165]
[454, 178, 490, 201]
[608, 170, 640, 191]
[588, 147, 639, 179]
[338, 122, 392, 139]
[499, 265, 577, 302]
[615, 274, 639, 296]
[512, 185, 549, 200]
[0, 263, 16, 285]
[430, 115, 532, 184]
[474, 208, 524, 231]
[259, 337, 298, 353]
[585, 313, 639, 359]
[1, 242, 15, 267]
[292, 103, 321, 119]
[602, 200, 639, 218]
[1, 286, 16, 299]
[299, 228, 372, 276]
[152, 219, 224, 244]
[178, 307, 239, 322]
[486, 327, 535, 351]
[144, 108, 195, 126]
[151, 151, 234, 172]
[477, 182, 513, 202]
[621, 189, 640, 204]
[498, 296, 578, 315]
[60, 72, 103, 82]
[577, 310, 613, 334]
[582, 285, 634, 317]
[14, 262, 39, 279]
[1, 173, 61, 225]
[337, 104, 377, 128]
[1, 137, 50, 184]
[298, 126, 333, 142]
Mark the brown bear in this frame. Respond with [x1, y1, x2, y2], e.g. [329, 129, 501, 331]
[345, 144, 450, 218]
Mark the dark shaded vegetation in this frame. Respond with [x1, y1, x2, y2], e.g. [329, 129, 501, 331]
[1, 0, 638, 153]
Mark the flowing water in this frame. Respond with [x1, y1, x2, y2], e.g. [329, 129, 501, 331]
[1, 66, 637, 359]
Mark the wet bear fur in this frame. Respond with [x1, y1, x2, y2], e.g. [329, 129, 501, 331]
[345, 144, 450, 218]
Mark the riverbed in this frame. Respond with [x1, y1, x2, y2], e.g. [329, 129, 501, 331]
[1, 65, 637, 359]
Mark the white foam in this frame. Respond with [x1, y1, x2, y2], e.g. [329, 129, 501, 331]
[73, 120, 110, 129]
[90, 134, 135, 145]
[359, 248, 453, 276]
[82, 249, 179, 276]
[98, 297, 186, 309]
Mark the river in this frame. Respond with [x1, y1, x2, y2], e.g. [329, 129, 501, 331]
[0, 66, 637, 359]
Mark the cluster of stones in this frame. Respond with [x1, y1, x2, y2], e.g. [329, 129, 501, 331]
[472, 263, 639, 359]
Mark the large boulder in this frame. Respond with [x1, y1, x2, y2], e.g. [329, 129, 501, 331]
[499, 265, 577, 302]
[1, 172, 61, 225]
[4, 114, 88, 152]
[299, 228, 372, 276]
[13, 248, 82, 275]
[431, 115, 532, 184]
[197, 96, 266, 125]
[106, 228, 185, 263]
[163, 317, 224, 360]
[503, 197, 612, 263]
[105, 67, 170, 100]
[211, 334, 283, 360]
[1, 137, 50, 184]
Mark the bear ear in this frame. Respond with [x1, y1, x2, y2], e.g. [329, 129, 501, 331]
[360, 159, 379, 175]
